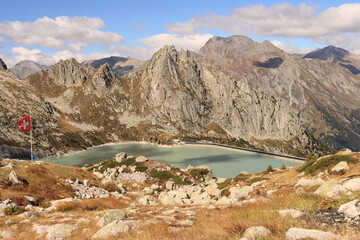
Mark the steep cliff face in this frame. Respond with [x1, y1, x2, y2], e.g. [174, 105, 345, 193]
[0, 58, 7, 70]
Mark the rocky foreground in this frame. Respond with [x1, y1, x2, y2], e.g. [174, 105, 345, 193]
[0, 149, 360, 239]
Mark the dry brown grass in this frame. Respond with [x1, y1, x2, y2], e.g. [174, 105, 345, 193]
[55, 197, 129, 212]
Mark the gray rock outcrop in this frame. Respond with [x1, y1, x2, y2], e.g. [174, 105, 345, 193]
[0, 58, 7, 70]
[98, 209, 128, 227]
[337, 199, 360, 218]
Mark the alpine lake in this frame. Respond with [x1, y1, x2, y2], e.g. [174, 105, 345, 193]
[39, 143, 302, 178]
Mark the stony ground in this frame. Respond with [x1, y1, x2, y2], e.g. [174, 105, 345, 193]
[0, 149, 360, 239]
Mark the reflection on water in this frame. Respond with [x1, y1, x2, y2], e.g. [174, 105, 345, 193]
[40, 143, 301, 178]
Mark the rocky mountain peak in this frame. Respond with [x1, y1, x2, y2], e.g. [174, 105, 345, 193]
[10, 60, 47, 79]
[47, 58, 90, 86]
[302, 45, 349, 63]
[0, 58, 7, 70]
[198, 35, 283, 58]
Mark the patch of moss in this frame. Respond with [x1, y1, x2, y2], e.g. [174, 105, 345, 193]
[121, 157, 136, 166]
[97, 158, 123, 173]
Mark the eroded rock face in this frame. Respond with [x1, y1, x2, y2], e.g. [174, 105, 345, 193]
[0, 58, 7, 70]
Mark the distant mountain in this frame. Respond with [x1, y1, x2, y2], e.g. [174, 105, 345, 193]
[10, 60, 48, 79]
[303, 46, 360, 75]
[82, 56, 143, 77]
[1, 35, 360, 159]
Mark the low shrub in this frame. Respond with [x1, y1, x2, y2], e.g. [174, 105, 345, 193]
[150, 170, 174, 180]
[233, 173, 250, 182]
[190, 168, 209, 179]
[4, 206, 25, 215]
[264, 164, 275, 174]
[173, 176, 192, 185]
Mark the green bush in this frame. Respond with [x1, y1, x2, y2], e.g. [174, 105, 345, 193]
[150, 169, 174, 180]
[190, 168, 209, 179]
[4, 206, 25, 215]
[265, 164, 275, 174]
[173, 176, 192, 185]
[280, 163, 286, 170]
[121, 157, 136, 166]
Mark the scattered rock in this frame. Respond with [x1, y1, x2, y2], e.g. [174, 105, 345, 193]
[92, 220, 133, 239]
[331, 161, 349, 172]
[98, 209, 128, 227]
[46, 224, 76, 240]
[337, 199, 360, 218]
[93, 172, 104, 179]
[243, 226, 271, 240]
[295, 177, 325, 188]
[314, 179, 346, 198]
[115, 152, 127, 162]
[135, 156, 147, 163]
[9, 170, 23, 184]
[229, 186, 253, 200]
[343, 178, 360, 192]
[17, 211, 40, 218]
[24, 195, 36, 205]
[285, 227, 340, 240]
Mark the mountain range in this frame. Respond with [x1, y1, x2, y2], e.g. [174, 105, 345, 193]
[1, 35, 360, 159]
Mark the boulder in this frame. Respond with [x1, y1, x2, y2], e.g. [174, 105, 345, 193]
[135, 156, 147, 163]
[165, 180, 174, 190]
[46, 224, 76, 240]
[337, 199, 360, 218]
[17, 211, 40, 218]
[93, 172, 104, 179]
[98, 209, 128, 227]
[229, 186, 253, 199]
[24, 196, 36, 205]
[9, 170, 22, 184]
[92, 220, 132, 239]
[138, 195, 158, 206]
[314, 179, 346, 198]
[295, 178, 325, 188]
[115, 152, 127, 162]
[159, 192, 176, 205]
[243, 226, 271, 240]
[343, 178, 360, 192]
[331, 161, 349, 172]
[285, 228, 340, 240]
[278, 209, 303, 218]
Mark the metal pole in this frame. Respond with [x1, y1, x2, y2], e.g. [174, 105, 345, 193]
[30, 110, 33, 161]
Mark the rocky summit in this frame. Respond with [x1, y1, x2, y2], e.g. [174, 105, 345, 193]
[9, 60, 48, 79]
[0, 149, 359, 239]
[1, 35, 360, 159]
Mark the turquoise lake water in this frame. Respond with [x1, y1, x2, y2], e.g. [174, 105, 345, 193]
[40, 143, 302, 178]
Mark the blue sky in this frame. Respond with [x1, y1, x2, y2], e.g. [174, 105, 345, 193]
[1, 1, 360, 66]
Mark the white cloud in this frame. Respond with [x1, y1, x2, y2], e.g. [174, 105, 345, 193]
[3, 46, 118, 67]
[0, 16, 124, 52]
[165, 3, 360, 38]
[138, 33, 213, 51]
[271, 40, 313, 54]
